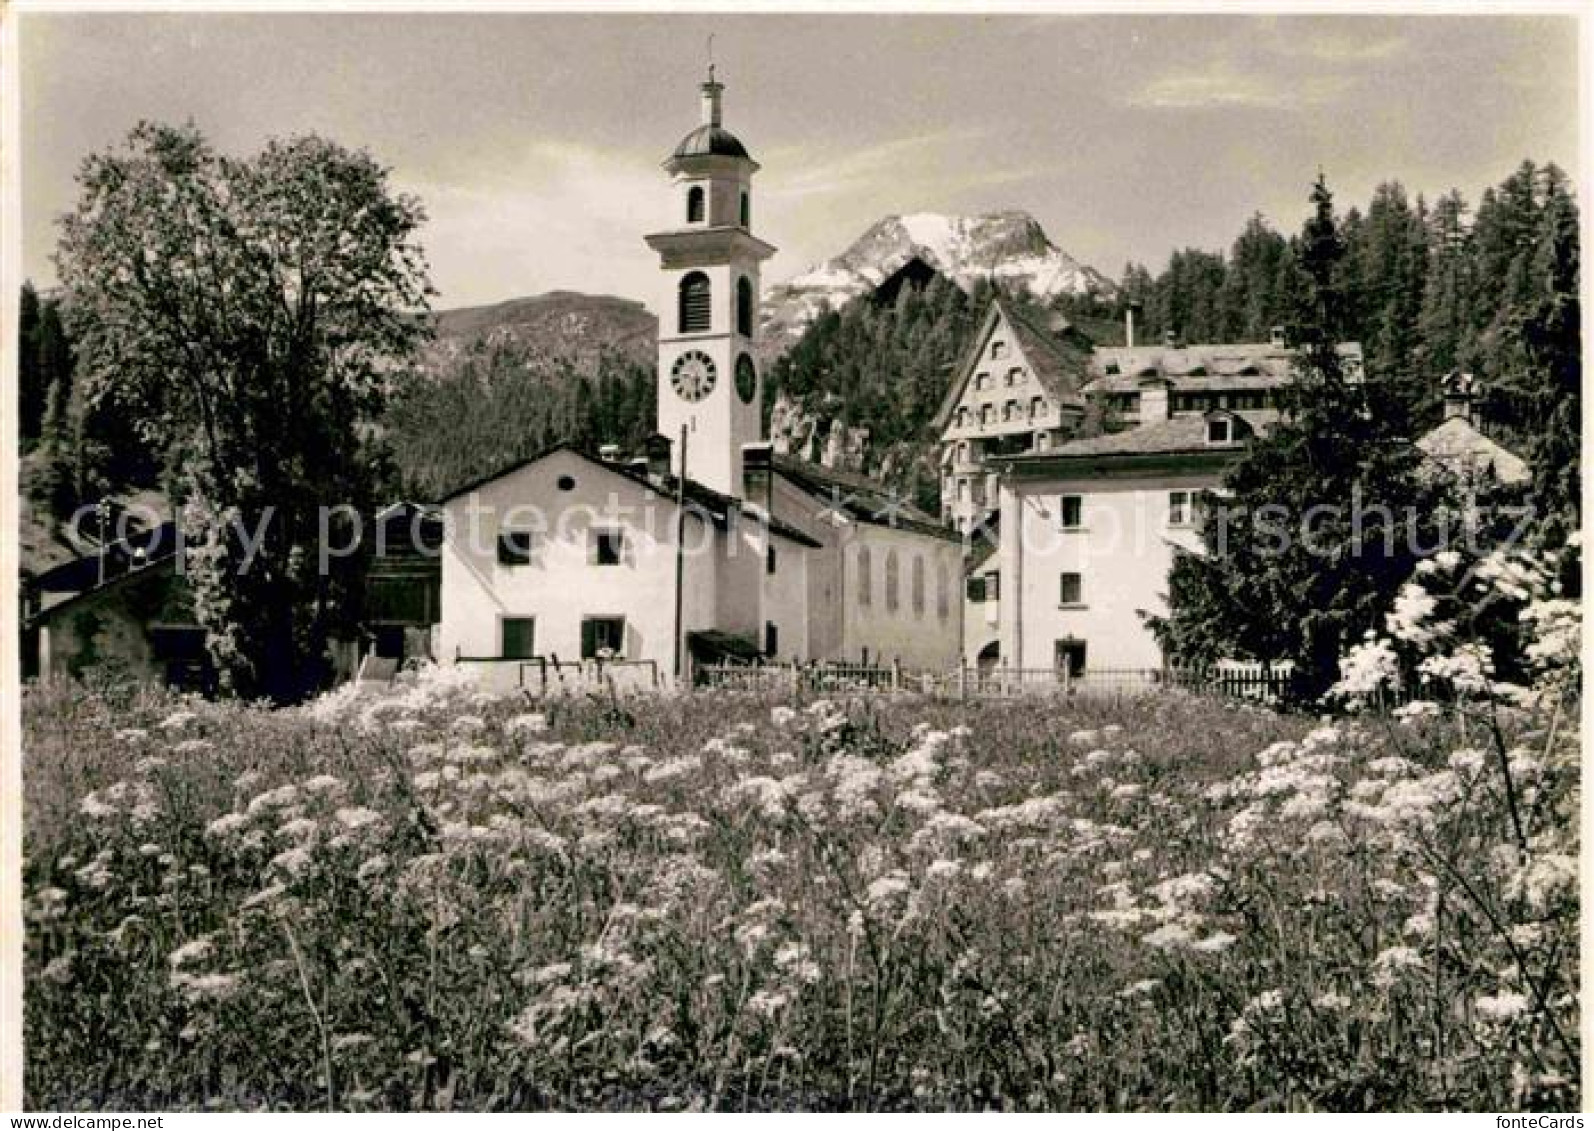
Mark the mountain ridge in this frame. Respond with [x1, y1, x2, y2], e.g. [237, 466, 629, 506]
[761, 210, 1115, 355]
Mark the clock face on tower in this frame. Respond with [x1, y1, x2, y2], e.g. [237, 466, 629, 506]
[735, 353, 757, 404]
[670, 350, 717, 402]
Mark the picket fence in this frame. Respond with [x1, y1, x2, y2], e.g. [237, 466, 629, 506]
[697, 661, 1305, 705]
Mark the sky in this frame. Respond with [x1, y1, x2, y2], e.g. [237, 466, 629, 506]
[19, 11, 1580, 314]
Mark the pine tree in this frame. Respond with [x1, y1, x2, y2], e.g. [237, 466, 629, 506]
[1150, 176, 1444, 698]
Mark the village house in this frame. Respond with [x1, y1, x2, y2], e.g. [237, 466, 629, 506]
[930, 300, 1096, 535]
[1415, 370, 1533, 487]
[435, 70, 963, 690]
[962, 316, 1368, 673]
[25, 502, 444, 689]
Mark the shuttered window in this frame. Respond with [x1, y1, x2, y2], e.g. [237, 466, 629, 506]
[679, 272, 711, 333]
[501, 617, 535, 660]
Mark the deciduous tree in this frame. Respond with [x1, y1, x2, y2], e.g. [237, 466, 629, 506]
[56, 122, 433, 702]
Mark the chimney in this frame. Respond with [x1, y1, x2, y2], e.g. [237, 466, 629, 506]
[1125, 301, 1142, 349]
[1270, 325, 1288, 348]
[1442, 371, 1479, 425]
[643, 433, 673, 480]
[700, 66, 724, 128]
[1140, 382, 1170, 423]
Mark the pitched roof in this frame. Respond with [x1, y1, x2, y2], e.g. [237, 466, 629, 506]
[1001, 303, 1094, 408]
[931, 300, 1091, 433]
[27, 551, 181, 627]
[1415, 416, 1532, 485]
[439, 444, 823, 548]
[998, 410, 1271, 462]
[772, 454, 962, 543]
[1084, 341, 1364, 394]
[29, 519, 181, 595]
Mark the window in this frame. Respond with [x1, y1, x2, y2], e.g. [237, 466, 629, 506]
[937, 562, 950, 620]
[1008, 367, 1025, 386]
[991, 340, 1008, 360]
[740, 191, 750, 227]
[736, 276, 754, 337]
[1059, 495, 1083, 530]
[1059, 572, 1083, 606]
[591, 528, 625, 565]
[764, 621, 778, 656]
[497, 529, 534, 566]
[980, 405, 994, 426]
[856, 546, 872, 607]
[956, 479, 969, 502]
[581, 616, 625, 660]
[1054, 638, 1087, 677]
[955, 407, 968, 428]
[766, 543, 777, 575]
[1001, 402, 1013, 422]
[678, 272, 711, 333]
[960, 441, 971, 462]
[884, 550, 900, 613]
[1030, 396, 1045, 420]
[966, 575, 986, 603]
[1169, 490, 1194, 527]
[686, 186, 705, 223]
[911, 555, 925, 616]
[974, 372, 990, 391]
[986, 570, 1000, 602]
[1207, 417, 1233, 444]
[501, 617, 536, 660]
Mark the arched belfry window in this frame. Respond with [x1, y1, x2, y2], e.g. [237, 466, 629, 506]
[686, 186, 705, 224]
[736, 277, 754, 337]
[740, 191, 750, 227]
[679, 272, 711, 334]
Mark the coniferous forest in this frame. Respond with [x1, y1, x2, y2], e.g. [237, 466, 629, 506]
[17, 160, 1578, 541]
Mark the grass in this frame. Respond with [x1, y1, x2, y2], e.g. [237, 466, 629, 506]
[22, 672, 1580, 1111]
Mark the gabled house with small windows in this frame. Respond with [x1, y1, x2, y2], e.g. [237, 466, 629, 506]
[931, 300, 1095, 534]
[434, 70, 963, 689]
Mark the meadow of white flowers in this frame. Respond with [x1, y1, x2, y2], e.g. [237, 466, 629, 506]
[23, 553, 1578, 1110]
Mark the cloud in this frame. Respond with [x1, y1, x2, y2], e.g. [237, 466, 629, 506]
[1122, 22, 1408, 112]
[1126, 61, 1343, 111]
[760, 127, 992, 200]
[397, 140, 666, 309]
[1272, 26, 1410, 65]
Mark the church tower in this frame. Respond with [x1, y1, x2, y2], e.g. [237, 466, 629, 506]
[645, 67, 776, 497]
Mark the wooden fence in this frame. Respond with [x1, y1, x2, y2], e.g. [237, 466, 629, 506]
[698, 661, 1305, 705]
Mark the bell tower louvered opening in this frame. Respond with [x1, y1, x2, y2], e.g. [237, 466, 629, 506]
[678, 271, 712, 333]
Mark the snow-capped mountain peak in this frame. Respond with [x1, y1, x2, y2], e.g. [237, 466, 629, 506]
[763, 210, 1113, 353]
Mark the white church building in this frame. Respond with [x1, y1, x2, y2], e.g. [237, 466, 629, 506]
[436, 70, 963, 689]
